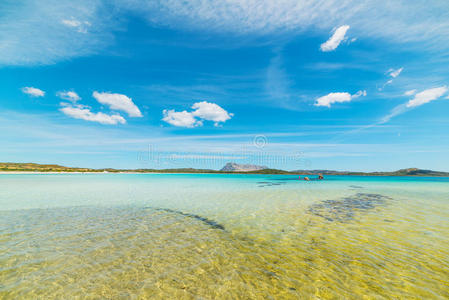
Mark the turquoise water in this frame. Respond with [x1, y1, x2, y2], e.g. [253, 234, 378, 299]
[1, 174, 448, 298]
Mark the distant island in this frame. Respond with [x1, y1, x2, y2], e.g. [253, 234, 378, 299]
[220, 162, 268, 172]
[1, 162, 449, 177]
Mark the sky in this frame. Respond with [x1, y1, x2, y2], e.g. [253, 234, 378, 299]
[1, 0, 449, 171]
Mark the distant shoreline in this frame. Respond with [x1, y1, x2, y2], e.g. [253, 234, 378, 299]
[1, 171, 449, 177]
[2, 162, 449, 176]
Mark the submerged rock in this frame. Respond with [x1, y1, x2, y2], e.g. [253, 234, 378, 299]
[308, 193, 392, 222]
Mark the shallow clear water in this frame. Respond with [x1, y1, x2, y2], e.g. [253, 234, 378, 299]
[1, 174, 448, 299]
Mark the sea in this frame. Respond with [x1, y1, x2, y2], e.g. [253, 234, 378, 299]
[1, 173, 448, 299]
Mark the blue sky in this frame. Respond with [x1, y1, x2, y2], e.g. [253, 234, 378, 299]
[1, 0, 449, 171]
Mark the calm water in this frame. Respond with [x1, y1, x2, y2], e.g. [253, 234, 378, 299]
[1, 174, 448, 299]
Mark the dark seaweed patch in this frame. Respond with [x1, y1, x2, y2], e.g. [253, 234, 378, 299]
[349, 185, 364, 189]
[308, 193, 392, 222]
[151, 208, 225, 230]
[257, 181, 288, 187]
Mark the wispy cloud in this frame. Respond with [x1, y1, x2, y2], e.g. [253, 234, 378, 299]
[320, 25, 350, 52]
[61, 19, 82, 27]
[2, 1, 449, 65]
[388, 67, 403, 78]
[380, 86, 448, 123]
[0, 0, 111, 65]
[265, 50, 291, 102]
[132, 1, 449, 48]
[379, 103, 408, 124]
[21, 87, 45, 97]
[379, 67, 404, 90]
[406, 86, 448, 108]
[61, 18, 91, 33]
[165, 153, 247, 160]
[6, 110, 446, 170]
[315, 90, 366, 107]
[404, 89, 417, 96]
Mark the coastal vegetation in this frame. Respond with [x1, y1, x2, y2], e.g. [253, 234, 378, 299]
[1, 163, 448, 176]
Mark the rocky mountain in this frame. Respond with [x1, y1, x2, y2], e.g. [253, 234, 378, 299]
[220, 162, 268, 172]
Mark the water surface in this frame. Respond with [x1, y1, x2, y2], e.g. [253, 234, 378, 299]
[1, 174, 448, 298]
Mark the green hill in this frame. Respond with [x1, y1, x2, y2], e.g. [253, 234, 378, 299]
[0, 162, 96, 172]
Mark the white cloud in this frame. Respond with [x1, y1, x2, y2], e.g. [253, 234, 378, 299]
[21, 87, 45, 97]
[60, 103, 126, 125]
[404, 89, 417, 96]
[162, 101, 233, 127]
[315, 93, 350, 107]
[56, 91, 81, 102]
[162, 109, 200, 128]
[320, 25, 350, 52]
[191, 101, 234, 125]
[315, 90, 366, 107]
[388, 67, 403, 78]
[93, 91, 142, 117]
[406, 86, 448, 108]
[58, 91, 135, 125]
